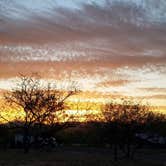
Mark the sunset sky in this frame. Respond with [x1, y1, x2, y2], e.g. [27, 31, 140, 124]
[0, 0, 166, 113]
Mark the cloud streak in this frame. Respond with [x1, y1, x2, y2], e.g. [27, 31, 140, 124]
[0, 0, 166, 109]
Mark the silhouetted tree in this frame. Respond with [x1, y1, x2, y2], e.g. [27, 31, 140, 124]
[102, 99, 154, 160]
[4, 74, 77, 153]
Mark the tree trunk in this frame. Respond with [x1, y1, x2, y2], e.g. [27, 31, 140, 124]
[23, 127, 30, 153]
[126, 125, 131, 159]
[114, 143, 118, 161]
[126, 141, 131, 158]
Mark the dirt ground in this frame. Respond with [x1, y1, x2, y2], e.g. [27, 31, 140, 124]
[0, 147, 165, 166]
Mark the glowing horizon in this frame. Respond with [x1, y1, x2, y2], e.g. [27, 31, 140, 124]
[0, 0, 166, 115]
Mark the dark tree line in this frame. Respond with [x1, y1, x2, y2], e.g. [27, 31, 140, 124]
[102, 99, 166, 160]
[0, 75, 166, 160]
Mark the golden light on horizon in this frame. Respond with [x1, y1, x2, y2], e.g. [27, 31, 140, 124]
[0, 92, 165, 124]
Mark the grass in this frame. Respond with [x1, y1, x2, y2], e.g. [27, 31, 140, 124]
[0, 147, 165, 166]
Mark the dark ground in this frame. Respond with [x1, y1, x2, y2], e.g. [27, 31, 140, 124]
[0, 147, 166, 166]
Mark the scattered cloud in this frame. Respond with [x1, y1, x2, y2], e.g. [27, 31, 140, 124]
[0, 0, 166, 108]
